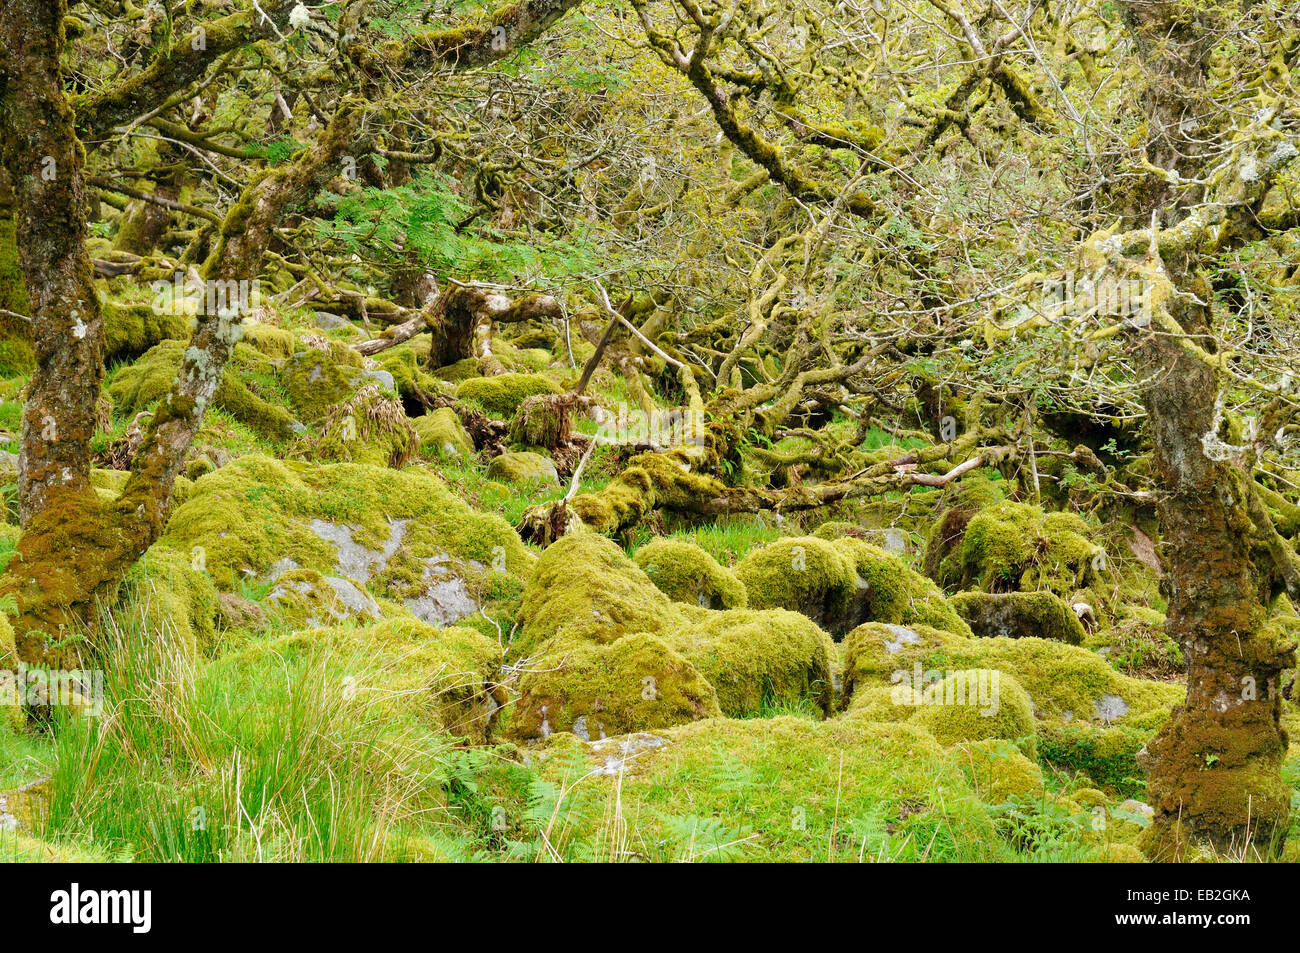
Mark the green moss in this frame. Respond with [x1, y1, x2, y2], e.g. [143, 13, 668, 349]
[735, 536, 857, 633]
[160, 455, 533, 599]
[486, 451, 559, 486]
[507, 632, 722, 742]
[633, 538, 747, 610]
[527, 715, 1011, 861]
[0, 205, 33, 378]
[279, 341, 366, 422]
[120, 545, 220, 656]
[413, 407, 475, 459]
[840, 620, 1183, 792]
[673, 606, 835, 716]
[735, 536, 970, 638]
[108, 340, 296, 440]
[908, 670, 1037, 753]
[950, 739, 1046, 802]
[950, 590, 1087, 645]
[455, 373, 559, 417]
[102, 300, 192, 363]
[933, 501, 1104, 601]
[436, 357, 483, 382]
[515, 533, 680, 655]
[242, 323, 296, 361]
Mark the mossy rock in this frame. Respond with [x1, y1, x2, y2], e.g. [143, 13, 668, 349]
[159, 455, 533, 607]
[633, 538, 747, 610]
[108, 339, 297, 440]
[436, 357, 483, 382]
[455, 373, 559, 417]
[515, 533, 679, 655]
[507, 633, 722, 743]
[927, 500, 1103, 601]
[908, 669, 1036, 754]
[265, 567, 381, 629]
[242, 323, 297, 361]
[672, 606, 835, 716]
[735, 536, 969, 638]
[839, 620, 1183, 793]
[950, 590, 1087, 645]
[950, 739, 1045, 803]
[486, 450, 559, 486]
[413, 407, 475, 459]
[279, 340, 367, 422]
[102, 300, 192, 363]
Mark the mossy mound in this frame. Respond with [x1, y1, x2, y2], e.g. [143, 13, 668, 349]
[159, 455, 533, 609]
[455, 373, 559, 417]
[950, 739, 1046, 802]
[525, 715, 1012, 861]
[839, 621, 1184, 793]
[108, 340, 297, 440]
[280, 339, 367, 422]
[515, 533, 677, 654]
[672, 606, 835, 716]
[292, 384, 417, 468]
[102, 300, 192, 363]
[233, 617, 505, 745]
[487, 451, 559, 486]
[950, 590, 1087, 645]
[925, 500, 1103, 601]
[907, 670, 1037, 752]
[735, 536, 969, 638]
[372, 341, 444, 403]
[507, 633, 722, 742]
[413, 407, 475, 459]
[436, 357, 482, 382]
[633, 538, 747, 610]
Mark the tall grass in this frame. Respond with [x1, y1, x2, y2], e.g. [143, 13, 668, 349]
[38, 595, 462, 861]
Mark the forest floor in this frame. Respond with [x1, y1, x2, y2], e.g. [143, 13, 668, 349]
[1, 285, 1297, 863]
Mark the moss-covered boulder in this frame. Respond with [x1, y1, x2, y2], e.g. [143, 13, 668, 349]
[121, 545, 220, 656]
[456, 372, 559, 417]
[525, 715, 1013, 861]
[735, 536, 969, 638]
[487, 451, 559, 486]
[515, 533, 678, 654]
[507, 633, 722, 742]
[108, 340, 297, 440]
[102, 300, 191, 363]
[633, 538, 747, 610]
[908, 670, 1037, 752]
[672, 606, 835, 716]
[413, 407, 474, 459]
[839, 621, 1183, 793]
[159, 456, 534, 623]
[279, 339, 367, 422]
[925, 500, 1104, 600]
[950, 590, 1087, 645]
[266, 568, 382, 628]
